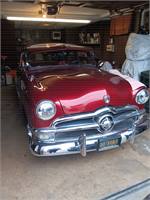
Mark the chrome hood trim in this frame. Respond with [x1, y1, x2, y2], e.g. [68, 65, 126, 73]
[52, 105, 139, 127]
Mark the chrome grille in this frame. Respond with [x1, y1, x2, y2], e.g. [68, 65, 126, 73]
[51, 105, 141, 141]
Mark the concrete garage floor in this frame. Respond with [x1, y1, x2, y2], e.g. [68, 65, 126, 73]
[1, 86, 150, 200]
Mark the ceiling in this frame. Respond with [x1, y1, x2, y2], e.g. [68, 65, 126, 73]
[1, 0, 149, 29]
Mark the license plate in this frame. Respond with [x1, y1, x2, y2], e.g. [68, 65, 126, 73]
[98, 138, 119, 149]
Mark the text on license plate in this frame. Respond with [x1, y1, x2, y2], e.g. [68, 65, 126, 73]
[99, 139, 119, 148]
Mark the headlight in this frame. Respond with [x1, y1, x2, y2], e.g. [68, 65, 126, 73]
[135, 89, 149, 104]
[36, 100, 56, 120]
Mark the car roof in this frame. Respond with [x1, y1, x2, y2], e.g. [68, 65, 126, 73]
[27, 43, 92, 52]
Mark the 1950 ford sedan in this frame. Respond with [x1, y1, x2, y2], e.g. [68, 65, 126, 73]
[16, 43, 149, 156]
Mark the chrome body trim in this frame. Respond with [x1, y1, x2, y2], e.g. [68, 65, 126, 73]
[52, 105, 138, 127]
[28, 105, 148, 156]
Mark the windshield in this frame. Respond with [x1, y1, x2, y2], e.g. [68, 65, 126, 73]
[28, 50, 96, 68]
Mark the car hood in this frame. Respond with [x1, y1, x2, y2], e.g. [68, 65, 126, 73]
[31, 66, 133, 114]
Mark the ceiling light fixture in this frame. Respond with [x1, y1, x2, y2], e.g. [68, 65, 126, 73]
[7, 16, 91, 24]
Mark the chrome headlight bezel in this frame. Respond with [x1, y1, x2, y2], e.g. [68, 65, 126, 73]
[36, 100, 56, 120]
[135, 89, 149, 104]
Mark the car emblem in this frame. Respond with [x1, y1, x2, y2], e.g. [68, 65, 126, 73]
[97, 114, 114, 132]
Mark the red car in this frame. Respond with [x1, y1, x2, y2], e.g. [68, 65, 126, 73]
[16, 43, 149, 156]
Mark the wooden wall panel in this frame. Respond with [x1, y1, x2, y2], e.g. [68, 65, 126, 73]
[114, 35, 128, 68]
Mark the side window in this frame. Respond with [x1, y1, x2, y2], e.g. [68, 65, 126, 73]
[30, 53, 44, 62]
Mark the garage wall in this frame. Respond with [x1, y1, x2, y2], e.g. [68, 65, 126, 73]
[64, 9, 148, 69]
[15, 29, 65, 44]
[1, 19, 18, 66]
[113, 35, 128, 68]
[2, 14, 143, 69]
[65, 28, 80, 45]
[65, 21, 111, 60]
[0, 19, 128, 69]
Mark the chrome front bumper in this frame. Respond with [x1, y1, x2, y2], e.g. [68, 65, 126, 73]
[28, 106, 149, 157]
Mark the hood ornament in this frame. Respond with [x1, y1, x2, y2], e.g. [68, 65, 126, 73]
[103, 95, 110, 104]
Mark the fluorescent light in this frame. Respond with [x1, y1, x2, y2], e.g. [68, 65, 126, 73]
[6, 16, 91, 24]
